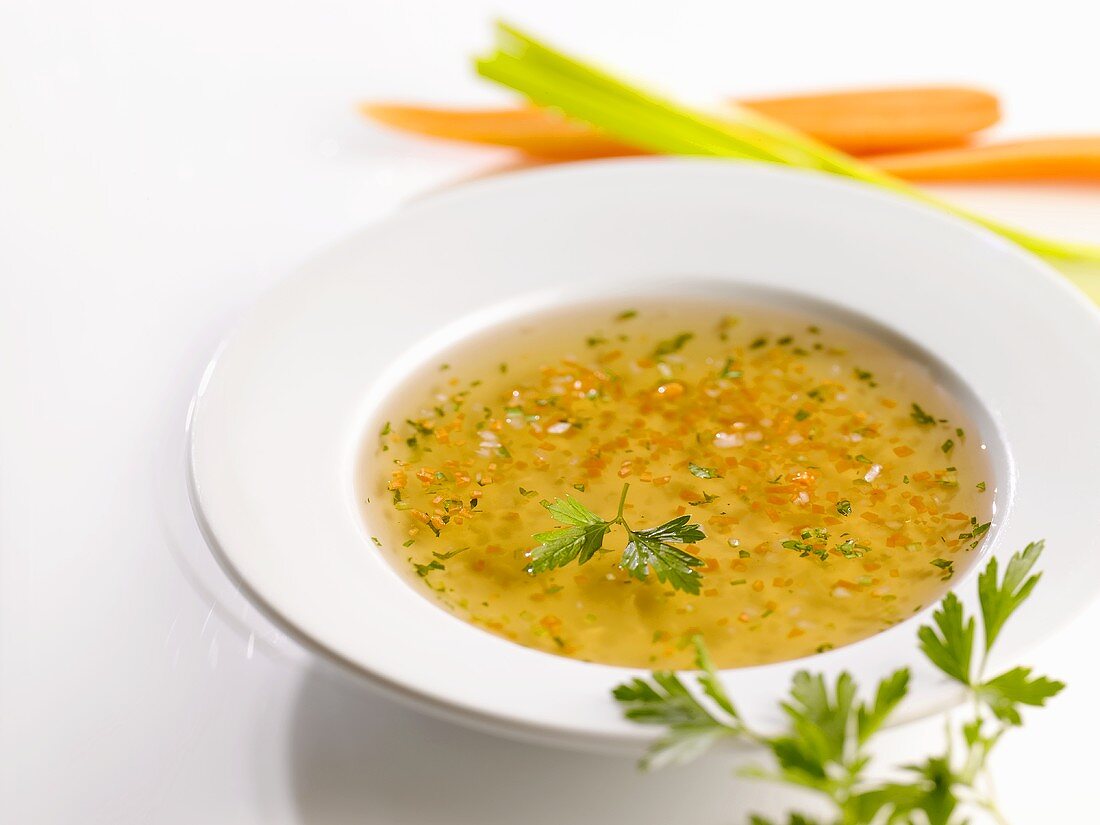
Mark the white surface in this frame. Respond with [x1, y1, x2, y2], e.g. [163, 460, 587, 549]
[3, 1, 1100, 822]
[187, 157, 1100, 748]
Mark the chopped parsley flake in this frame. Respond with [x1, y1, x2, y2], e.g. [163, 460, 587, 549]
[688, 462, 721, 479]
[652, 332, 694, 358]
[931, 558, 954, 579]
[854, 368, 877, 386]
[688, 491, 720, 506]
[910, 402, 937, 425]
[719, 357, 742, 379]
[414, 559, 445, 577]
[835, 539, 868, 559]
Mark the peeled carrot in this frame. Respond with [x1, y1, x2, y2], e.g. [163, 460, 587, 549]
[362, 104, 639, 158]
[738, 86, 1000, 154]
[869, 137, 1100, 182]
[363, 86, 1000, 158]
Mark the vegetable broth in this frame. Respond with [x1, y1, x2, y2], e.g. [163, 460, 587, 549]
[358, 299, 993, 668]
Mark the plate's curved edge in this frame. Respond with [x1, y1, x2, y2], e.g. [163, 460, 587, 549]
[185, 386, 661, 753]
[404, 156, 1100, 352]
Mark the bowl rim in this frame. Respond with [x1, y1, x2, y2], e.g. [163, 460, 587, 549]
[187, 156, 1100, 751]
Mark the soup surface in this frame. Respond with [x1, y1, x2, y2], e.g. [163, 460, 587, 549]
[359, 298, 993, 669]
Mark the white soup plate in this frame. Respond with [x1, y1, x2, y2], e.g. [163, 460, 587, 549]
[188, 158, 1100, 752]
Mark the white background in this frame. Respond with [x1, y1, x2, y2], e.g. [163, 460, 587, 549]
[3, 2, 1100, 822]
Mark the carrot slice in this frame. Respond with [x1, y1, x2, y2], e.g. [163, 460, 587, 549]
[868, 137, 1100, 182]
[362, 104, 639, 158]
[363, 86, 999, 158]
[738, 86, 1000, 154]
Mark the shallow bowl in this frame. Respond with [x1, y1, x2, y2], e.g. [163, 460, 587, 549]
[188, 158, 1100, 751]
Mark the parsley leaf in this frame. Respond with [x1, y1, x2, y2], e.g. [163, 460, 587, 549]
[541, 495, 604, 527]
[857, 668, 910, 743]
[628, 513, 705, 546]
[779, 671, 857, 768]
[611, 637, 742, 771]
[917, 592, 974, 684]
[527, 496, 610, 573]
[528, 523, 609, 572]
[901, 757, 962, 825]
[978, 540, 1043, 651]
[978, 666, 1065, 725]
[613, 671, 734, 770]
[622, 516, 705, 594]
[692, 636, 739, 718]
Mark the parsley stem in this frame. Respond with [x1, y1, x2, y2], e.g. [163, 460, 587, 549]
[614, 482, 630, 523]
[977, 648, 991, 683]
[943, 713, 954, 764]
[976, 796, 1011, 825]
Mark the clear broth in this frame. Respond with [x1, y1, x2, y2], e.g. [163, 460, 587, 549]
[358, 298, 994, 669]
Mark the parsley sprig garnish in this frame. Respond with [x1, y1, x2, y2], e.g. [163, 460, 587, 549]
[613, 540, 1064, 824]
[613, 637, 754, 769]
[528, 484, 706, 594]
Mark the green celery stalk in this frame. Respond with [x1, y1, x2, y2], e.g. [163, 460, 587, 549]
[476, 22, 1100, 262]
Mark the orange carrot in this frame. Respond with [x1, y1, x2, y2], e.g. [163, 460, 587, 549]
[869, 137, 1100, 182]
[738, 86, 1000, 154]
[363, 86, 999, 158]
[362, 104, 639, 158]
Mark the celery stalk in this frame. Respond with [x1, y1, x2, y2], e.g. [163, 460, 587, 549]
[477, 22, 1100, 262]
